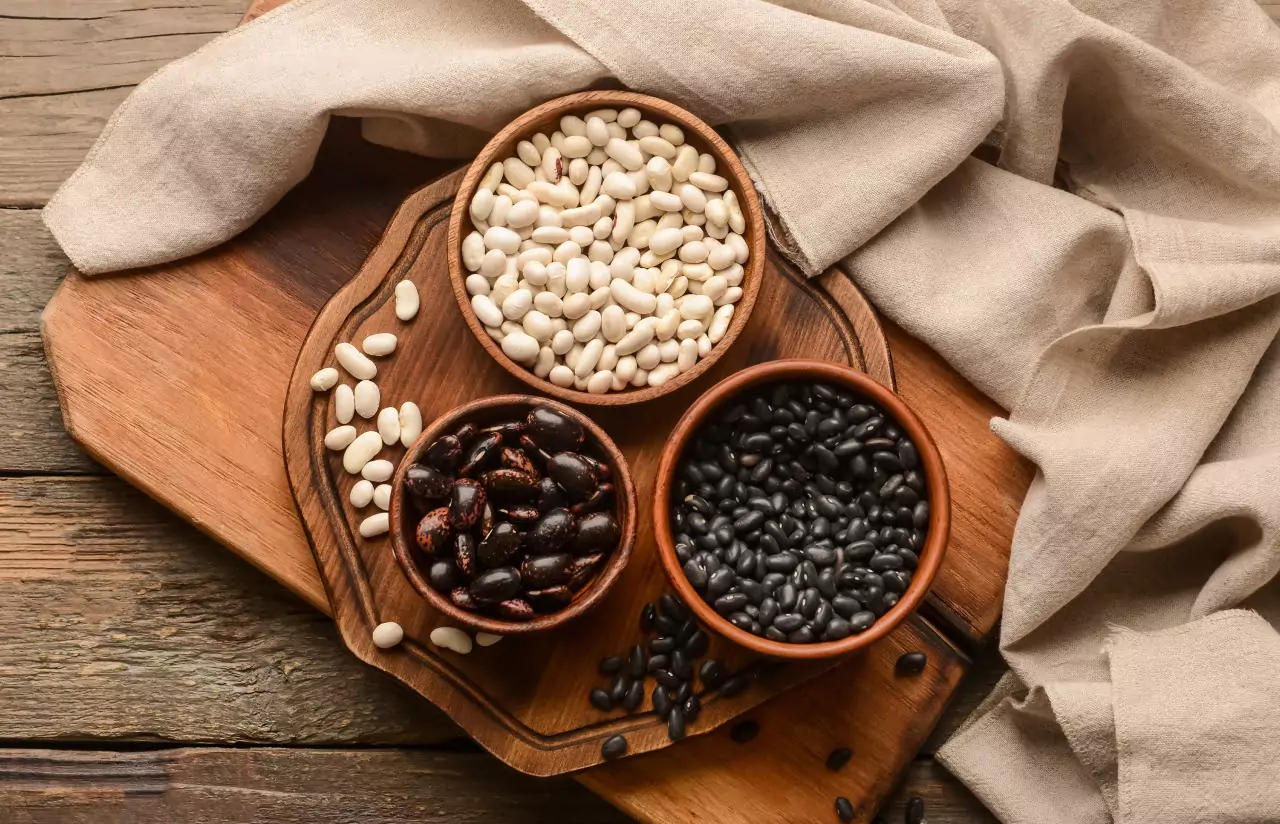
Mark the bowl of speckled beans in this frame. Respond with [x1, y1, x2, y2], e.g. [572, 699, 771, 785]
[653, 359, 951, 660]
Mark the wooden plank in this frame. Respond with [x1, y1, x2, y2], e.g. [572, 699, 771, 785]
[0, 0, 246, 206]
[0, 747, 626, 823]
[0, 475, 459, 745]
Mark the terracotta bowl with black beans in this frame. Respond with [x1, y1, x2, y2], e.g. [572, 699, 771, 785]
[390, 396, 637, 634]
[653, 360, 950, 660]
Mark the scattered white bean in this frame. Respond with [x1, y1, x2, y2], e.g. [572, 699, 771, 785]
[350, 479, 375, 508]
[373, 483, 392, 511]
[399, 402, 422, 448]
[343, 431, 383, 474]
[361, 459, 394, 483]
[359, 512, 390, 538]
[372, 621, 404, 649]
[430, 626, 473, 654]
[377, 407, 400, 445]
[334, 384, 355, 424]
[325, 425, 357, 451]
[354, 380, 380, 419]
[362, 333, 397, 357]
[335, 343, 376, 380]
[475, 632, 503, 647]
[311, 368, 339, 392]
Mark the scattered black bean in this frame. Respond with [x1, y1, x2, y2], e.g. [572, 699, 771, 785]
[667, 707, 686, 740]
[729, 720, 759, 743]
[600, 734, 628, 760]
[826, 747, 853, 771]
[905, 796, 925, 824]
[719, 673, 750, 697]
[836, 797, 855, 822]
[699, 659, 726, 690]
[598, 655, 623, 675]
[588, 688, 613, 712]
[895, 651, 927, 676]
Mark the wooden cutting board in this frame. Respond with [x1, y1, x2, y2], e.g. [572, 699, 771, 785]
[41, 0, 1033, 816]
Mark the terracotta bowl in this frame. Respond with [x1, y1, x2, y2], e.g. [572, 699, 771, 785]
[448, 90, 765, 406]
[389, 395, 637, 634]
[653, 360, 951, 659]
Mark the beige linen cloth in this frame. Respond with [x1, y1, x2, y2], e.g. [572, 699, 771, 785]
[41, 0, 1280, 821]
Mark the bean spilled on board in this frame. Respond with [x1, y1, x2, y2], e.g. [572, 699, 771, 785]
[895, 651, 927, 676]
[905, 796, 925, 824]
[670, 380, 931, 644]
[729, 720, 759, 743]
[403, 406, 621, 621]
[835, 797, 855, 823]
[601, 734, 628, 760]
[826, 747, 853, 771]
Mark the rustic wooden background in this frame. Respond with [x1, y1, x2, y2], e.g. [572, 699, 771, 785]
[2, 1, 1275, 821]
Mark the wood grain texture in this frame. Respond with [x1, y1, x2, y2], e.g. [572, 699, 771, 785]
[282, 169, 947, 777]
[42, 121, 449, 613]
[0, 476, 459, 745]
[0, 747, 626, 824]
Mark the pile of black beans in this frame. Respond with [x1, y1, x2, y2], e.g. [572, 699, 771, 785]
[670, 380, 929, 643]
[593, 594, 756, 757]
[404, 406, 621, 620]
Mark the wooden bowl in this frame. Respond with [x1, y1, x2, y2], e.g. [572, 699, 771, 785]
[653, 360, 951, 660]
[389, 395, 637, 634]
[447, 90, 766, 406]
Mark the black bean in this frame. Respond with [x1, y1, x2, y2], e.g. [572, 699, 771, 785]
[647, 654, 669, 674]
[650, 636, 676, 654]
[811, 601, 834, 634]
[733, 510, 765, 533]
[589, 688, 613, 711]
[787, 626, 815, 643]
[835, 797, 855, 822]
[683, 558, 709, 590]
[870, 552, 905, 571]
[826, 746, 853, 771]
[849, 610, 877, 633]
[773, 613, 805, 632]
[896, 651, 927, 676]
[667, 707, 686, 741]
[684, 629, 709, 657]
[804, 545, 837, 567]
[598, 656, 623, 675]
[654, 669, 683, 690]
[729, 720, 759, 743]
[652, 686, 673, 719]
[683, 694, 701, 723]
[823, 618, 852, 640]
[728, 612, 754, 631]
[659, 593, 688, 622]
[913, 500, 930, 529]
[639, 603, 656, 633]
[714, 592, 749, 615]
[670, 649, 692, 679]
[600, 734, 628, 760]
[707, 568, 736, 598]
[719, 673, 750, 697]
[622, 678, 644, 711]
[906, 796, 925, 824]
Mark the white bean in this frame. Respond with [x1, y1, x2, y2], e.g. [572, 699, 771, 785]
[394, 280, 420, 321]
[361, 460, 394, 483]
[679, 294, 714, 319]
[679, 241, 709, 264]
[605, 138, 644, 171]
[615, 318, 656, 356]
[311, 368, 339, 392]
[501, 331, 540, 364]
[560, 114, 587, 136]
[480, 162, 503, 192]
[601, 305, 627, 342]
[633, 120, 659, 138]
[354, 380, 380, 418]
[697, 334, 712, 357]
[343, 431, 383, 474]
[325, 425, 357, 450]
[350, 479, 375, 508]
[602, 171, 636, 200]
[615, 355, 638, 382]
[470, 188, 494, 223]
[533, 346, 555, 379]
[677, 318, 705, 339]
[725, 190, 747, 233]
[471, 294, 503, 327]
[540, 147, 563, 183]
[503, 157, 535, 189]
[377, 407, 400, 445]
[649, 228, 683, 256]
[334, 384, 355, 424]
[430, 627, 473, 654]
[648, 363, 680, 387]
[522, 310, 553, 342]
[617, 107, 641, 128]
[362, 333, 397, 357]
[707, 243, 736, 270]
[676, 182, 706, 212]
[551, 329, 576, 355]
[708, 304, 735, 343]
[610, 279, 658, 314]
[659, 123, 684, 145]
[561, 203, 601, 228]
[399, 402, 422, 448]
[586, 117, 610, 147]
[335, 342, 377, 380]
[491, 274, 519, 305]
[484, 226, 521, 254]
[677, 338, 699, 372]
[656, 308, 682, 341]
[535, 291, 564, 318]
[562, 292, 592, 320]
[586, 370, 613, 394]
[646, 155, 673, 193]
[573, 309, 602, 342]
[562, 135, 592, 158]
[506, 199, 539, 229]
[549, 364, 575, 387]
[649, 191, 683, 212]
[726, 232, 750, 264]
[672, 145, 698, 182]
[635, 343, 661, 370]
[703, 275, 728, 301]
[502, 288, 533, 320]
[638, 135, 677, 160]
[658, 338, 680, 362]
[566, 257, 591, 292]
[570, 337, 601, 374]
[465, 274, 490, 296]
[372, 621, 403, 648]
[683, 262, 712, 282]
[704, 198, 729, 227]
[698, 153, 717, 174]
[479, 248, 507, 277]
[516, 140, 541, 167]
[359, 512, 390, 538]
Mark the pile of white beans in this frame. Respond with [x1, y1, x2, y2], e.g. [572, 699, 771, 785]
[462, 106, 749, 394]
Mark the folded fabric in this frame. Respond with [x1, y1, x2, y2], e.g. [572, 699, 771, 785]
[41, 0, 1280, 821]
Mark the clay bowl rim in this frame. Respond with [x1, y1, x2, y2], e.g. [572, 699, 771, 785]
[389, 394, 638, 634]
[653, 359, 951, 660]
[447, 89, 766, 406]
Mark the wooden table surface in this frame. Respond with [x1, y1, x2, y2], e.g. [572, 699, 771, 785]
[2, 2, 1274, 821]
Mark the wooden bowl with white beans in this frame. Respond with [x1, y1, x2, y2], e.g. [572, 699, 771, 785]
[447, 91, 765, 406]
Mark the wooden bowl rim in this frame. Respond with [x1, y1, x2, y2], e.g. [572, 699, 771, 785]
[389, 394, 638, 634]
[447, 90, 766, 406]
[652, 360, 951, 660]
